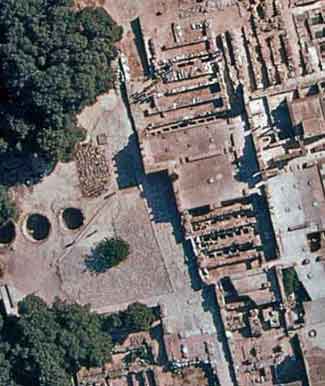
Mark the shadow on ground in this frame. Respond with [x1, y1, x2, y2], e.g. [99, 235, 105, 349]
[201, 285, 238, 386]
[113, 133, 139, 189]
[271, 100, 294, 140]
[149, 324, 168, 365]
[113, 133, 202, 290]
[236, 134, 260, 188]
[130, 18, 150, 77]
[252, 189, 277, 260]
[183, 239, 202, 291]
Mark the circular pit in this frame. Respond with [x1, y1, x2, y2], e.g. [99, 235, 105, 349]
[62, 208, 84, 230]
[0, 221, 16, 245]
[26, 214, 51, 241]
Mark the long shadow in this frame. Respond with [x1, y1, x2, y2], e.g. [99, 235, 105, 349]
[140, 172, 183, 240]
[113, 133, 139, 189]
[251, 189, 277, 261]
[140, 171, 203, 290]
[183, 238, 202, 291]
[149, 324, 168, 365]
[236, 134, 260, 188]
[271, 100, 294, 140]
[130, 18, 150, 77]
[119, 62, 202, 290]
[201, 285, 238, 386]
[227, 84, 245, 118]
[114, 79, 144, 189]
[114, 136, 202, 289]
[231, 85, 260, 189]
[140, 172, 203, 289]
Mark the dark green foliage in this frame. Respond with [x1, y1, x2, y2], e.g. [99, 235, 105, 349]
[0, 351, 14, 386]
[0, 0, 122, 170]
[86, 237, 130, 273]
[0, 186, 17, 226]
[52, 299, 112, 371]
[282, 267, 300, 296]
[124, 303, 156, 331]
[282, 267, 310, 302]
[103, 304, 157, 337]
[37, 126, 86, 162]
[103, 313, 123, 331]
[0, 295, 113, 386]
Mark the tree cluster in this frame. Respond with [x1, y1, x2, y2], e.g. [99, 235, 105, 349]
[86, 237, 130, 273]
[0, 186, 17, 227]
[103, 302, 157, 335]
[0, 295, 113, 386]
[0, 296, 158, 385]
[0, 0, 122, 167]
[282, 267, 300, 296]
[282, 267, 309, 302]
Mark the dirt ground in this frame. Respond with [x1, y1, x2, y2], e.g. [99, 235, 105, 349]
[59, 186, 173, 309]
[0, 89, 173, 310]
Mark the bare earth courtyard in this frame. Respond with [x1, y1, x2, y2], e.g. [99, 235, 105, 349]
[1, 90, 174, 310]
[60, 186, 173, 310]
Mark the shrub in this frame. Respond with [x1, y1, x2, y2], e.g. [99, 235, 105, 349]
[86, 237, 129, 273]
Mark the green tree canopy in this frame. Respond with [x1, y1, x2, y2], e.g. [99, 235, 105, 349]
[86, 237, 130, 273]
[0, 186, 17, 226]
[282, 267, 310, 302]
[0, 295, 113, 386]
[0, 351, 14, 386]
[0, 0, 122, 169]
[124, 303, 156, 332]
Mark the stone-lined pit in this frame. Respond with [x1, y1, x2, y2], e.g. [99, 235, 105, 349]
[62, 208, 84, 230]
[26, 214, 51, 241]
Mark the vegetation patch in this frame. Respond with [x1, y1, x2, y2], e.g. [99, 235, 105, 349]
[0, 296, 158, 385]
[0, 0, 123, 181]
[26, 213, 51, 241]
[0, 295, 113, 386]
[282, 267, 310, 302]
[85, 237, 130, 273]
[62, 207, 84, 230]
[123, 302, 157, 332]
[102, 302, 158, 342]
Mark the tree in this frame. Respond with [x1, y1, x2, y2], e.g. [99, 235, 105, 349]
[52, 299, 113, 371]
[37, 126, 86, 162]
[0, 138, 8, 154]
[0, 0, 122, 177]
[103, 313, 123, 331]
[0, 295, 113, 386]
[124, 303, 156, 332]
[0, 352, 14, 386]
[282, 267, 309, 302]
[86, 237, 130, 273]
[0, 186, 17, 227]
[282, 267, 301, 297]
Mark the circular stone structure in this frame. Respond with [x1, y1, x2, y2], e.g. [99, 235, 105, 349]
[26, 214, 51, 241]
[0, 221, 16, 245]
[62, 208, 84, 230]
